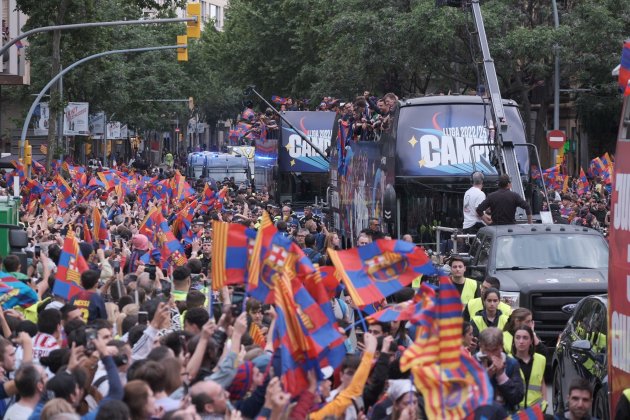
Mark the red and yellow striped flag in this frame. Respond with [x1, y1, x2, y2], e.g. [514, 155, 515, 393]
[401, 276, 493, 419]
[249, 323, 266, 348]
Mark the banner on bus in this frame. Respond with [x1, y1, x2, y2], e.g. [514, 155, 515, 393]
[395, 103, 529, 177]
[279, 111, 334, 173]
[608, 102, 630, 414]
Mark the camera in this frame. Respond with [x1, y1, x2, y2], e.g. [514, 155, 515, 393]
[34, 245, 41, 258]
[138, 311, 148, 325]
[85, 328, 97, 353]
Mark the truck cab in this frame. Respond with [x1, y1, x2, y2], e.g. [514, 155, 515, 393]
[465, 224, 609, 348]
[187, 152, 251, 186]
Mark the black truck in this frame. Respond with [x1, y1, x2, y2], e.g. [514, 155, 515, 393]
[464, 224, 609, 348]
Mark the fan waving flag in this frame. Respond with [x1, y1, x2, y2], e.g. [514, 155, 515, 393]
[401, 276, 493, 419]
[92, 207, 110, 243]
[53, 230, 88, 299]
[327, 239, 436, 307]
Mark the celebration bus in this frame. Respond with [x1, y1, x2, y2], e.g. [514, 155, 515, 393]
[328, 94, 535, 248]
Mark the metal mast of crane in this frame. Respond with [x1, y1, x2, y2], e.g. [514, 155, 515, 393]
[441, 0, 527, 219]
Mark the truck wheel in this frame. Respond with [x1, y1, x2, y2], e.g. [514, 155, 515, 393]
[552, 365, 564, 415]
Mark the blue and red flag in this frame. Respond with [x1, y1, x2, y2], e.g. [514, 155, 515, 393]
[229, 122, 251, 144]
[510, 403, 544, 420]
[271, 95, 287, 105]
[577, 167, 589, 195]
[619, 39, 630, 95]
[247, 212, 315, 303]
[0, 274, 38, 309]
[211, 221, 256, 290]
[401, 276, 493, 419]
[53, 230, 88, 299]
[55, 174, 74, 209]
[367, 287, 432, 323]
[92, 207, 110, 242]
[140, 206, 188, 267]
[32, 160, 46, 175]
[327, 239, 437, 307]
[272, 273, 314, 397]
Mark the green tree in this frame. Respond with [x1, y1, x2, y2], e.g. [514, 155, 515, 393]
[15, 0, 187, 167]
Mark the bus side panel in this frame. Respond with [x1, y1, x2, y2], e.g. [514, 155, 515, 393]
[330, 117, 396, 247]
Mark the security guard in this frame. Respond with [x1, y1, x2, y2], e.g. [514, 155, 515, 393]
[464, 276, 512, 322]
[471, 288, 510, 338]
[512, 326, 547, 412]
[449, 256, 479, 306]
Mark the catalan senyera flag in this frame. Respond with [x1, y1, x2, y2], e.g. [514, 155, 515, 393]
[401, 276, 493, 420]
[327, 239, 436, 307]
[211, 221, 256, 290]
[53, 230, 88, 299]
[249, 323, 266, 348]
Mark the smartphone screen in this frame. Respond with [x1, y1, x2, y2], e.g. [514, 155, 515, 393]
[138, 311, 148, 325]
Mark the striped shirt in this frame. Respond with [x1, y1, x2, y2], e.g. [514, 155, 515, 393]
[32, 333, 60, 363]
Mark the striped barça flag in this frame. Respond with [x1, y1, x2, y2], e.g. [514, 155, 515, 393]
[0, 274, 38, 309]
[401, 275, 493, 419]
[247, 212, 313, 303]
[510, 403, 544, 420]
[53, 230, 88, 299]
[367, 284, 433, 323]
[327, 239, 437, 307]
[92, 207, 110, 242]
[211, 220, 256, 289]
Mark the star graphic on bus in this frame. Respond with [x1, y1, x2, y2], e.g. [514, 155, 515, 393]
[290, 159, 296, 166]
[408, 136, 418, 147]
[418, 159, 426, 167]
[285, 143, 293, 152]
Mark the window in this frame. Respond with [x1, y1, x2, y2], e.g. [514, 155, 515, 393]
[495, 234, 608, 270]
[572, 300, 596, 340]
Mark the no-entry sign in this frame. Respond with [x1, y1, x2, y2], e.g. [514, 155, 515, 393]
[547, 129, 566, 149]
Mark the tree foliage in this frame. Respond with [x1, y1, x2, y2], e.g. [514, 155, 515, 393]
[7, 0, 630, 158]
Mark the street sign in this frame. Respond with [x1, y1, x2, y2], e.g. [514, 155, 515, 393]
[547, 129, 566, 149]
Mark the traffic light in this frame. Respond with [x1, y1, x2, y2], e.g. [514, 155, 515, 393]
[186, 3, 201, 39]
[24, 141, 32, 165]
[177, 35, 188, 61]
